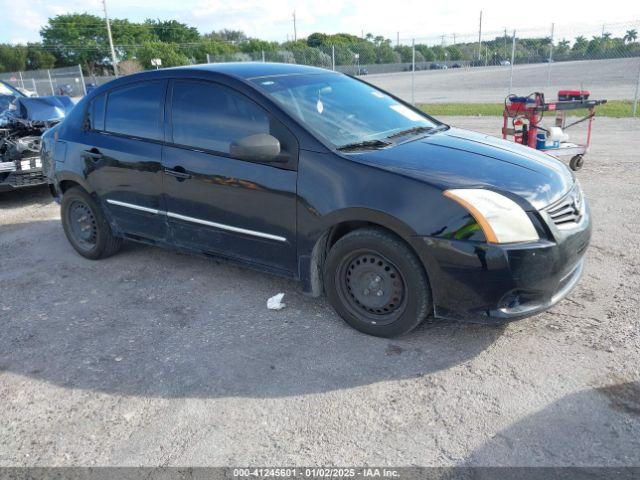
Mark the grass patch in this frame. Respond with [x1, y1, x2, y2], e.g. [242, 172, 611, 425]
[418, 100, 636, 118]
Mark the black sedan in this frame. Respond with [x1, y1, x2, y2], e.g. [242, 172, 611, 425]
[41, 63, 590, 337]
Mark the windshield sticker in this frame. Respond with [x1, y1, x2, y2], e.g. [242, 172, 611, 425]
[316, 100, 324, 114]
[390, 104, 424, 121]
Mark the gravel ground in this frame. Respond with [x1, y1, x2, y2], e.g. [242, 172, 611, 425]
[366, 58, 640, 103]
[0, 117, 639, 467]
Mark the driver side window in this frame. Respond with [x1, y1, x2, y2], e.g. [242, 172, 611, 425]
[170, 80, 295, 161]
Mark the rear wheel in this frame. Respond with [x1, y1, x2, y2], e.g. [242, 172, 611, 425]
[324, 227, 431, 337]
[61, 187, 122, 259]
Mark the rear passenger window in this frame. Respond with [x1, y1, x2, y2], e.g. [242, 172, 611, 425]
[105, 81, 164, 140]
[171, 80, 271, 155]
[89, 94, 105, 131]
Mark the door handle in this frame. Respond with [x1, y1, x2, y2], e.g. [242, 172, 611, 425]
[163, 167, 192, 180]
[82, 149, 103, 161]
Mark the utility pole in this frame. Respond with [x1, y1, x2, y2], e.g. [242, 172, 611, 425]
[397, 32, 400, 47]
[292, 10, 297, 42]
[441, 34, 445, 47]
[547, 22, 554, 88]
[504, 28, 507, 60]
[602, 23, 605, 37]
[452, 33, 456, 45]
[102, 0, 118, 77]
[477, 10, 483, 61]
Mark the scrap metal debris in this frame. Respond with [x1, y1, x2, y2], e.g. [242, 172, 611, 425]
[0, 80, 75, 192]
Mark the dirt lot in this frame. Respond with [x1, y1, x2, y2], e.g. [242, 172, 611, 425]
[0, 117, 639, 467]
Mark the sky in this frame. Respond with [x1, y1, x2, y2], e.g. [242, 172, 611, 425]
[2, 0, 640, 45]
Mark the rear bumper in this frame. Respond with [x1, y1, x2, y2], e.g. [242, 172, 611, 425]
[417, 204, 591, 324]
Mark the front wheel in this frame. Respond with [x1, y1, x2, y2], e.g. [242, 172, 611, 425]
[324, 228, 431, 337]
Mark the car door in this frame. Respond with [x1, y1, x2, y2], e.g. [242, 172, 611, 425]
[162, 79, 298, 275]
[80, 80, 168, 241]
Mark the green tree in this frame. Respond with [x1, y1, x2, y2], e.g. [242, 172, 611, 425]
[110, 18, 156, 60]
[26, 43, 56, 69]
[206, 29, 247, 43]
[144, 19, 199, 44]
[40, 14, 109, 72]
[375, 41, 398, 64]
[0, 44, 27, 72]
[137, 41, 190, 68]
[445, 45, 462, 60]
[624, 29, 638, 43]
[194, 38, 239, 62]
[415, 44, 435, 61]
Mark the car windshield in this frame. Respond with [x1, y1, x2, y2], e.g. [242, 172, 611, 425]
[250, 73, 438, 149]
[0, 81, 24, 97]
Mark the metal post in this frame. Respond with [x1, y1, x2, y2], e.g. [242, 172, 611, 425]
[206, 53, 211, 64]
[292, 10, 297, 42]
[477, 10, 483, 61]
[509, 30, 516, 94]
[47, 69, 55, 95]
[547, 23, 554, 88]
[78, 65, 87, 95]
[411, 39, 415, 105]
[17, 71, 25, 89]
[331, 45, 335, 71]
[102, 0, 119, 77]
[262, 50, 265, 62]
[633, 57, 640, 117]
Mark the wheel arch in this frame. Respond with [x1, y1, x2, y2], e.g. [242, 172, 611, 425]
[56, 172, 94, 197]
[303, 208, 434, 301]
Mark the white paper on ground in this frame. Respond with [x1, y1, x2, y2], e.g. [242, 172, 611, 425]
[267, 293, 286, 310]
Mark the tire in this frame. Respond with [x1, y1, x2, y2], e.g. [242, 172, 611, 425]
[61, 186, 122, 260]
[324, 227, 431, 337]
[570, 155, 584, 171]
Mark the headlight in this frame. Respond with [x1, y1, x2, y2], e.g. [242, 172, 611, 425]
[443, 189, 538, 244]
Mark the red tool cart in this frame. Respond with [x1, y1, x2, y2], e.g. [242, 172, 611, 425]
[502, 91, 607, 171]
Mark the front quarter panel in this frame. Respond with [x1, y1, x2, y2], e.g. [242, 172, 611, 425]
[296, 149, 478, 300]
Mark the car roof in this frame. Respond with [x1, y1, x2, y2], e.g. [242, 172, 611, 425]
[168, 62, 333, 80]
[87, 62, 338, 98]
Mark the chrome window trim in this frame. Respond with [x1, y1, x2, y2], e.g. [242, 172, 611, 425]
[106, 199, 287, 243]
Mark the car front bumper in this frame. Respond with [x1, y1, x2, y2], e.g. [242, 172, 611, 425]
[0, 157, 47, 192]
[417, 203, 591, 324]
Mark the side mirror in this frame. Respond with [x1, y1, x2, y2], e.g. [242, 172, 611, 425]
[230, 133, 281, 162]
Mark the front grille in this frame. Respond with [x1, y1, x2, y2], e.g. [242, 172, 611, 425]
[546, 185, 584, 227]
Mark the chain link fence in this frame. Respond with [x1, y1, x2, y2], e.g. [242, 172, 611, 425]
[2, 21, 639, 113]
[0, 65, 86, 97]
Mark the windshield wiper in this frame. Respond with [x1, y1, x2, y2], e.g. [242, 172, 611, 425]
[337, 139, 391, 151]
[386, 126, 434, 140]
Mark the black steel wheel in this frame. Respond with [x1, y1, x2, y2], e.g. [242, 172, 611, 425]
[324, 227, 431, 337]
[338, 249, 407, 325]
[61, 186, 122, 259]
[570, 155, 584, 171]
[67, 199, 98, 252]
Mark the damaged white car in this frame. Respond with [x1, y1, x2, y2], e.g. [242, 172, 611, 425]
[0, 80, 75, 193]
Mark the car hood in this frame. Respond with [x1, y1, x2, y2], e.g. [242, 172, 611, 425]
[11, 96, 76, 122]
[348, 127, 574, 210]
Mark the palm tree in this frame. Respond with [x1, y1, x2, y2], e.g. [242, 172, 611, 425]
[623, 29, 638, 43]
